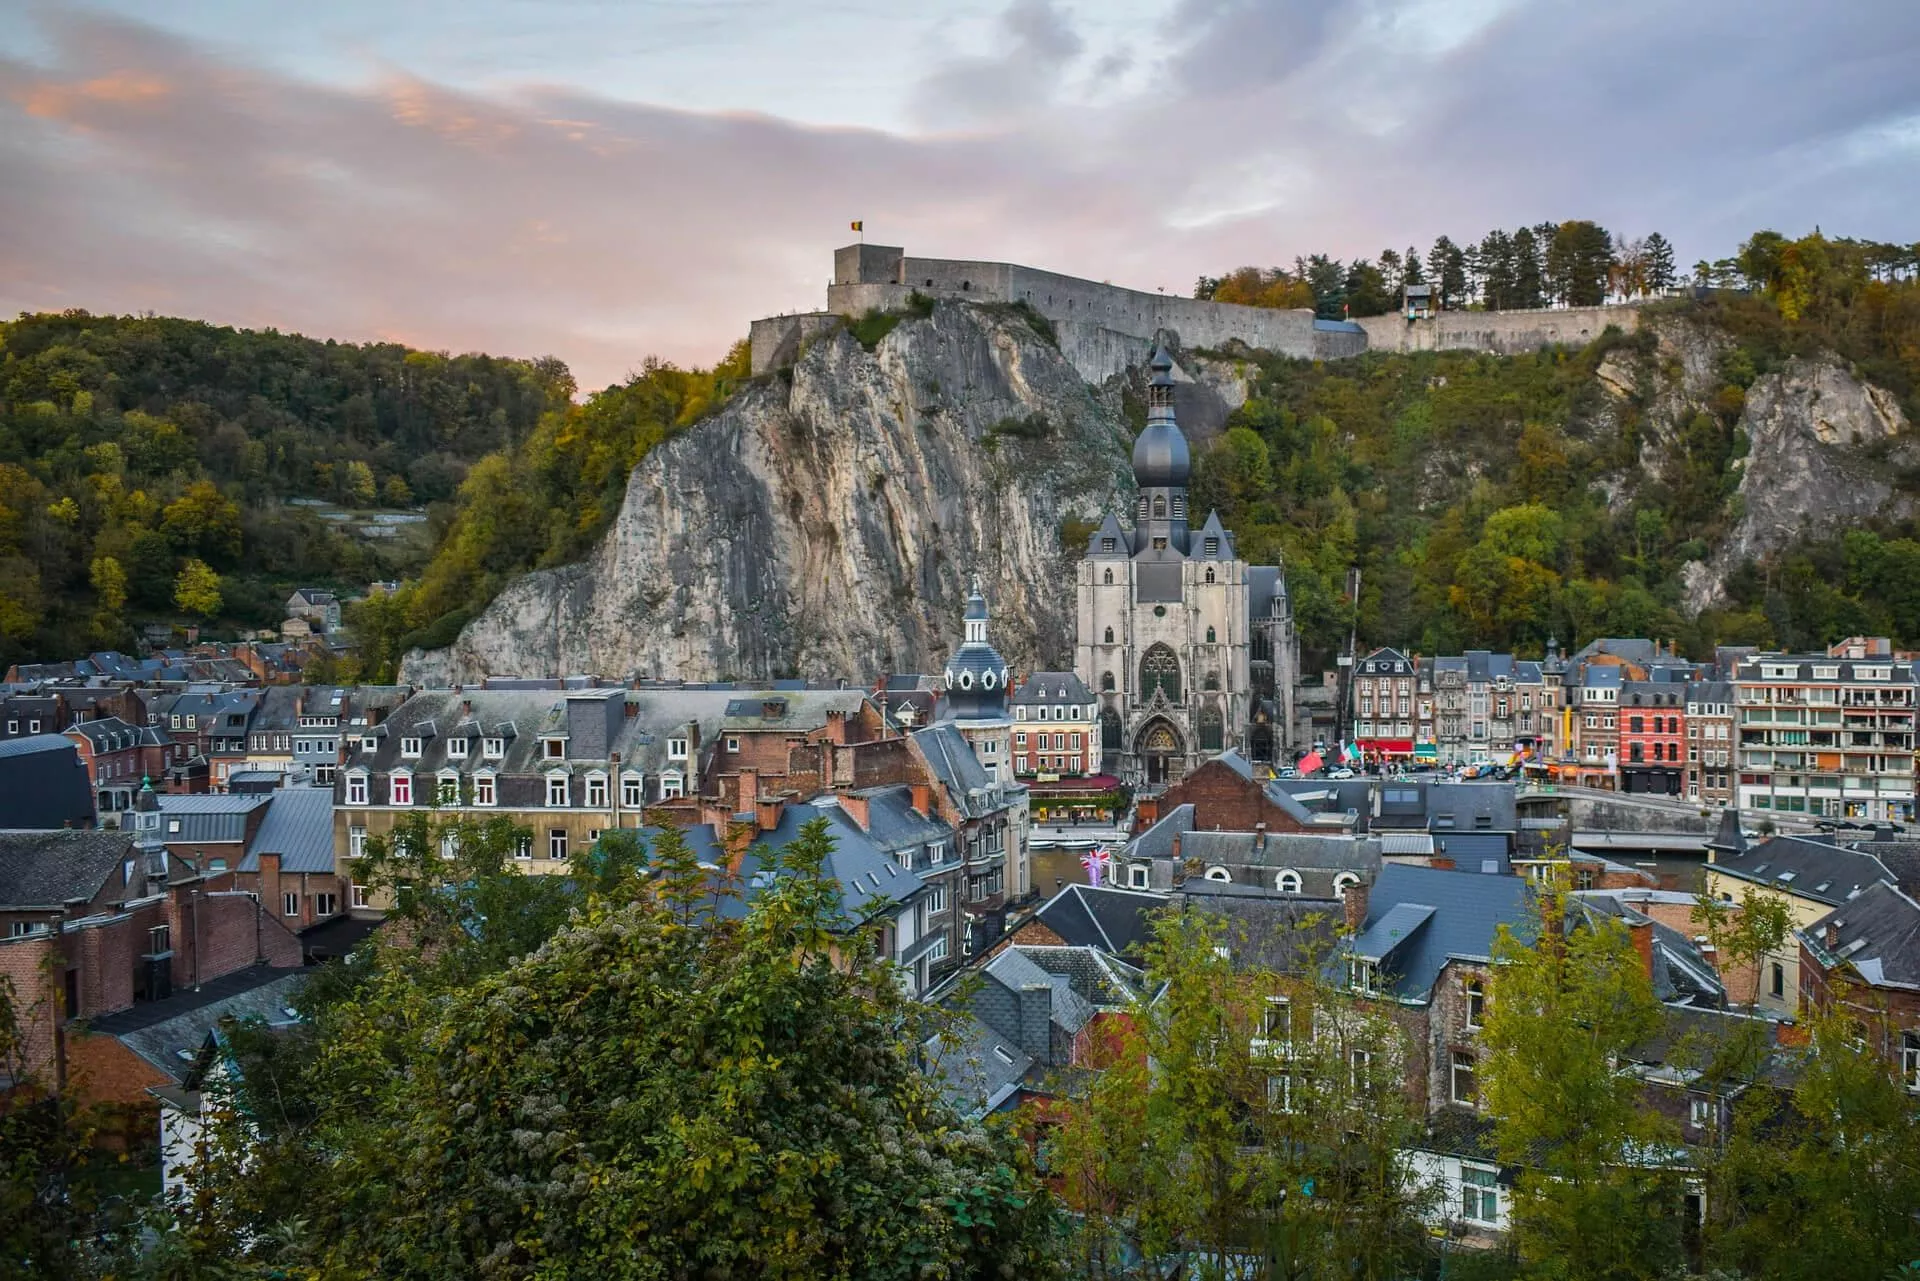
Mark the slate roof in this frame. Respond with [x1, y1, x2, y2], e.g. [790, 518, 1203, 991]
[716, 802, 923, 924]
[1010, 672, 1096, 707]
[1430, 831, 1512, 875]
[239, 788, 336, 875]
[63, 716, 145, 753]
[1426, 783, 1516, 834]
[1027, 883, 1168, 959]
[0, 830, 138, 908]
[1712, 834, 1894, 907]
[158, 793, 269, 845]
[1343, 863, 1533, 1002]
[1574, 892, 1726, 1007]
[1129, 803, 1195, 860]
[0, 734, 94, 830]
[83, 965, 308, 1084]
[1803, 881, 1920, 991]
[910, 724, 1011, 820]
[924, 1013, 1033, 1119]
[1173, 881, 1345, 973]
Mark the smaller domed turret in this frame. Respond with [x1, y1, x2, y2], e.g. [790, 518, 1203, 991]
[943, 577, 1011, 720]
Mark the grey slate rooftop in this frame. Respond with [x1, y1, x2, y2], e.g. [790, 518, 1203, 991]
[1712, 833, 1895, 907]
[1343, 863, 1533, 1002]
[1803, 880, 1920, 991]
[0, 830, 138, 908]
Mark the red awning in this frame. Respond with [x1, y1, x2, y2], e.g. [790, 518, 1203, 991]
[1359, 739, 1415, 754]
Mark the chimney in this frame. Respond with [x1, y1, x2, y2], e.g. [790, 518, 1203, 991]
[738, 767, 760, 818]
[1343, 879, 1370, 934]
[826, 708, 848, 744]
[1171, 833, 1182, 861]
[1629, 919, 1655, 980]
[1430, 855, 1456, 871]
[1824, 921, 1841, 950]
[910, 782, 931, 815]
[839, 791, 871, 830]
[1253, 822, 1268, 856]
[258, 850, 282, 927]
[755, 795, 784, 833]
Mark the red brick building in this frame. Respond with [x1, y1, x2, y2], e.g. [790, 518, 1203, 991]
[1800, 881, 1920, 1091]
[1618, 681, 1686, 796]
[63, 717, 188, 822]
[1134, 752, 1333, 835]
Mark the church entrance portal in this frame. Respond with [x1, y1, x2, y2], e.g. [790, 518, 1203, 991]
[1137, 720, 1184, 787]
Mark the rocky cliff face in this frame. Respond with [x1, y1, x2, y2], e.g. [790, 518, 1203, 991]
[1681, 355, 1914, 610]
[402, 303, 1134, 685]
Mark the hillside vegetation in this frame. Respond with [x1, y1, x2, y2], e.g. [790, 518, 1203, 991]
[1189, 230, 1920, 664]
[0, 312, 570, 663]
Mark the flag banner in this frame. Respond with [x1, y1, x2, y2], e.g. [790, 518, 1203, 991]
[1081, 845, 1112, 887]
[850, 220, 863, 231]
[1298, 751, 1324, 773]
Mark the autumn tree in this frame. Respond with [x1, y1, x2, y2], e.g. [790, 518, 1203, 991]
[172, 558, 222, 619]
[1482, 888, 1682, 1279]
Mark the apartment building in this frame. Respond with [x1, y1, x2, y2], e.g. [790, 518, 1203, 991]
[1353, 648, 1418, 761]
[1733, 653, 1917, 822]
[1421, 652, 1547, 765]
[1010, 672, 1101, 779]
[1685, 680, 1735, 807]
[1617, 681, 1686, 796]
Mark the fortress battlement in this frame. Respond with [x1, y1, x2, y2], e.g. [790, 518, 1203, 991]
[748, 243, 1648, 382]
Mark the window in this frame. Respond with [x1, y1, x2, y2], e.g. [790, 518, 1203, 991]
[547, 774, 569, 807]
[1349, 1049, 1374, 1095]
[1770, 962, 1785, 999]
[922, 886, 946, 921]
[314, 892, 337, 917]
[1332, 871, 1360, 895]
[1460, 1165, 1499, 1224]
[351, 883, 369, 909]
[1205, 626, 1216, 643]
[208, 858, 227, 873]
[484, 736, 505, 759]
[437, 771, 459, 804]
[1348, 957, 1377, 995]
[390, 772, 412, 806]
[660, 772, 684, 800]
[548, 828, 569, 861]
[1275, 868, 1302, 894]
[513, 834, 533, 860]
[401, 736, 422, 758]
[447, 738, 468, 759]
[926, 937, 949, 964]
[1140, 644, 1181, 701]
[585, 775, 609, 807]
[1267, 1073, 1296, 1113]
[474, 774, 496, 806]
[1101, 671, 1115, 692]
[440, 831, 459, 859]
[349, 824, 366, 857]
[1451, 1051, 1478, 1106]
[1204, 866, 1232, 883]
[345, 773, 368, 806]
[1128, 863, 1151, 889]
[1104, 626, 1114, 643]
[724, 737, 740, 753]
[1465, 977, 1486, 1029]
[167, 818, 182, 834]
[1902, 1033, 1920, 1093]
[1688, 1096, 1713, 1129]
[283, 892, 300, 918]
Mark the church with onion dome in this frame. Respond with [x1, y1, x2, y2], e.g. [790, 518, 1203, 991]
[939, 580, 1016, 782]
[1075, 347, 1300, 787]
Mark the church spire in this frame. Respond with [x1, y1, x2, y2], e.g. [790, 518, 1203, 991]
[1131, 345, 1191, 555]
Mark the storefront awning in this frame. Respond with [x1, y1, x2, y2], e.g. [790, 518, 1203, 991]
[1413, 741, 1439, 761]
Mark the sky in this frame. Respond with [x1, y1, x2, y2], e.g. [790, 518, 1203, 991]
[2, 0, 1917, 390]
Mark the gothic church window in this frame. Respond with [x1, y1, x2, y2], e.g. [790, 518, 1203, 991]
[1205, 671, 1220, 691]
[1100, 709, 1122, 750]
[1101, 671, 1115, 692]
[1206, 626, 1216, 643]
[1199, 707, 1224, 751]
[1103, 568, 1114, 585]
[1205, 567, 1215, 584]
[1105, 627, 1114, 643]
[1140, 645, 1181, 702]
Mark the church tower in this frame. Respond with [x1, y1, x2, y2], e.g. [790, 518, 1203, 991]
[1074, 346, 1298, 788]
[941, 579, 1014, 781]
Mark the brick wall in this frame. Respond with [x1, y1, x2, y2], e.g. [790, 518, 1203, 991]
[0, 931, 61, 1083]
[1155, 759, 1314, 833]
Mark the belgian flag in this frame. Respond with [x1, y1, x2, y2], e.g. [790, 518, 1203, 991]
[850, 221, 863, 232]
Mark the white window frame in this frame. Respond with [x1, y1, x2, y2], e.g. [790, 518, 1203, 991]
[474, 773, 496, 807]
[282, 892, 299, 917]
[546, 773, 570, 807]
[584, 773, 609, 807]
[621, 772, 644, 807]
[926, 936, 948, 964]
[1204, 865, 1232, 883]
[1451, 1050, 1478, 1107]
[436, 770, 460, 804]
[548, 828, 569, 861]
[484, 736, 505, 760]
[660, 771, 684, 800]
[345, 772, 368, 806]
[1128, 863, 1151, 889]
[447, 738, 468, 759]
[1459, 1164, 1500, 1225]
[922, 886, 947, 921]
[389, 771, 412, 806]
[350, 883, 369, 909]
[667, 737, 689, 761]
[400, 736, 422, 759]
[348, 824, 366, 857]
[314, 892, 337, 918]
[724, 737, 740, 753]
[1275, 868, 1303, 894]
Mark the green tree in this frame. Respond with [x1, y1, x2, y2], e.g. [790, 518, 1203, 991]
[1482, 889, 1682, 1279]
[1547, 221, 1615, 306]
[169, 817, 1061, 1279]
[172, 557, 222, 619]
[1642, 232, 1676, 292]
[159, 480, 243, 564]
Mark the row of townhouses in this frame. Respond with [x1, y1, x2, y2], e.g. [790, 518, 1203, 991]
[1351, 636, 1916, 820]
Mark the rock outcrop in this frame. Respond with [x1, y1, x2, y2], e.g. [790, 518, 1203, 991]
[402, 303, 1133, 684]
[1681, 356, 1914, 610]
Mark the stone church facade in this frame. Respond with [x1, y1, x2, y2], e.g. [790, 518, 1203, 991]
[1074, 349, 1298, 787]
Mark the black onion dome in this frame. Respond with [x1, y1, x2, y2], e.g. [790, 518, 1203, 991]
[1132, 422, 1190, 488]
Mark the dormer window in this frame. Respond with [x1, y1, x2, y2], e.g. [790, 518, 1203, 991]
[390, 771, 413, 806]
[400, 736, 423, 759]
[621, 772, 644, 807]
[660, 770, 684, 800]
[436, 771, 460, 804]
[361, 736, 377, 752]
[1347, 957, 1377, 995]
[546, 774, 570, 807]
[447, 738, 469, 759]
[668, 737, 688, 760]
[584, 774, 608, 807]
[484, 737, 505, 759]
[345, 772, 368, 806]
[543, 738, 565, 760]
[474, 773, 496, 806]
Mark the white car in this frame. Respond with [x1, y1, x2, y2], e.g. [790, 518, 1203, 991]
[1329, 767, 1355, 779]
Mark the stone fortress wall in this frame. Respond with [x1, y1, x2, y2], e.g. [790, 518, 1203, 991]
[748, 242, 1645, 381]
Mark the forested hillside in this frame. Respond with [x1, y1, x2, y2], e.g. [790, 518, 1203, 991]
[0, 312, 571, 663]
[1188, 230, 1920, 664]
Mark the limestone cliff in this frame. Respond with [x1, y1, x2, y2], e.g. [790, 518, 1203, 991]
[402, 302, 1133, 684]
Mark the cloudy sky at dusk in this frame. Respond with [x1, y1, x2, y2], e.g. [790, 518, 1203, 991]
[3, 0, 1916, 390]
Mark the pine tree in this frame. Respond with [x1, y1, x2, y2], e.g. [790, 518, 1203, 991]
[1480, 230, 1515, 309]
[1402, 246, 1425, 285]
[1511, 226, 1544, 309]
[1643, 232, 1677, 292]
[1432, 236, 1467, 310]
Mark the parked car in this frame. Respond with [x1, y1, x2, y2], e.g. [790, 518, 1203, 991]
[1329, 767, 1355, 780]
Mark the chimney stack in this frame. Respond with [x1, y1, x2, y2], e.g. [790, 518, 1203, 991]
[1824, 921, 1841, 950]
[738, 767, 759, 818]
[839, 791, 871, 830]
[910, 782, 932, 815]
[1629, 919, 1655, 980]
[1343, 879, 1370, 934]
[755, 795, 784, 833]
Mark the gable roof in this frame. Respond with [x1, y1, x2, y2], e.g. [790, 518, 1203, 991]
[0, 830, 138, 908]
[1011, 672, 1096, 706]
[0, 734, 94, 831]
[1027, 883, 1168, 958]
[1713, 833, 1893, 907]
[1345, 863, 1532, 1002]
[84, 965, 307, 1084]
[1803, 880, 1920, 991]
[239, 788, 336, 875]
